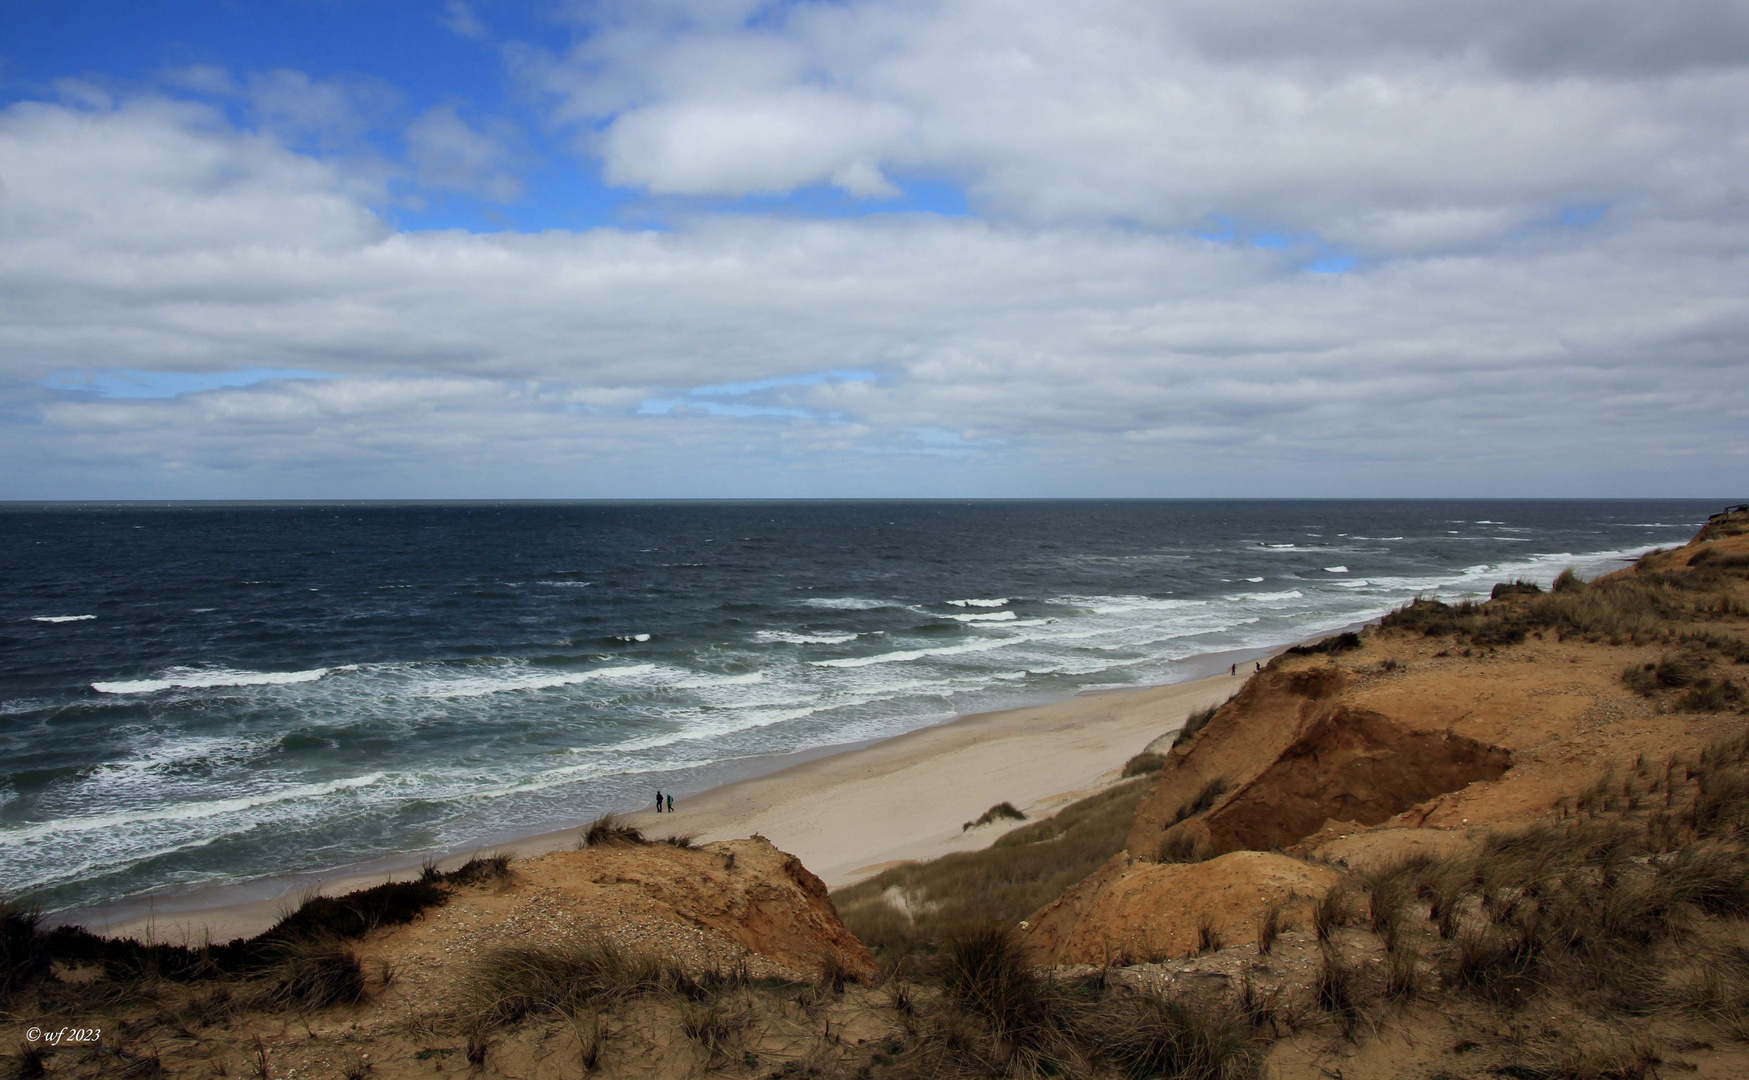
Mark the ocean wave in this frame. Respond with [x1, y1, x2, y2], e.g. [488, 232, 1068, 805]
[1229, 589, 1305, 603]
[800, 597, 895, 610]
[947, 598, 1009, 608]
[665, 671, 766, 690]
[810, 636, 1022, 668]
[753, 630, 860, 645]
[0, 772, 386, 845]
[537, 580, 592, 588]
[945, 610, 1018, 623]
[92, 667, 331, 694]
[412, 663, 658, 699]
[1324, 566, 1349, 573]
[33, 615, 95, 623]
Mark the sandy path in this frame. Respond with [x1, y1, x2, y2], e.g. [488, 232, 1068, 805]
[623, 670, 1248, 887]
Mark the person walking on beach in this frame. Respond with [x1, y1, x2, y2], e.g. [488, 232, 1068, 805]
[666, 793, 674, 813]
[655, 789, 663, 813]
[1230, 663, 1236, 675]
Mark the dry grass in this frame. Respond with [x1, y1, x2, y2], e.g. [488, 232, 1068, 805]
[579, 813, 646, 848]
[1172, 703, 1222, 750]
[254, 941, 366, 1012]
[1122, 751, 1166, 777]
[1382, 552, 1749, 652]
[910, 925, 1263, 1080]
[961, 801, 1026, 831]
[457, 940, 674, 1027]
[1166, 777, 1232, 832]
[834, 778, 1152, 969]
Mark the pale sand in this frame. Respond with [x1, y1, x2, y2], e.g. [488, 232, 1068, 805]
[94, 670, 1248, 942]
[626, 670, 1248, 887]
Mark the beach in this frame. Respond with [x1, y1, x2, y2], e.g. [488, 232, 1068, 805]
[94, 667, 1248, 942]
[626, 668, 1250, 886]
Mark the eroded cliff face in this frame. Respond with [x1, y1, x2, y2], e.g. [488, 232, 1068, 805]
[1027, 513, 1749, 966]
[370, 835, 878, 987]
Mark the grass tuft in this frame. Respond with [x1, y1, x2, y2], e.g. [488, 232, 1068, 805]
[961, 801, 1027, 831]
[580, 814, 646, 848]
[1171, 776, 1231, 826]
[1122, 751, 1166, 777]
[256, 941, 366, 1011]
[1172, 703, 1222, 749]
[458, 939, 671, 1027]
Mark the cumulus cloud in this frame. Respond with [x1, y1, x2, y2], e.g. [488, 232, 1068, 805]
[3, 0, 1748, 497]
[516, 0, 1749, 246]
[403, 104, 524, 201]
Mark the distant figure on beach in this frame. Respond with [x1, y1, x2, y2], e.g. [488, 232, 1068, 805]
[666, 793, 674, 812]
[1256, 661, 1261, 672]
[1230, 663, 1236, 675]
[655, 789, 663, 813]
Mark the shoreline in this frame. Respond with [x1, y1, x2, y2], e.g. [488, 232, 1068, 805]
[83, 664, 1257, 944]
[43, 545, 1656, 944]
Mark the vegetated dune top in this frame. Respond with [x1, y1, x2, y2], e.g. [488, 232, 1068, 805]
[1024, 508, 1749, 966]
[361, 835, 878, 993]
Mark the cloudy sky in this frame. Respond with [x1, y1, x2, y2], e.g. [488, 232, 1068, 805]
[2, 0, 1746, 499]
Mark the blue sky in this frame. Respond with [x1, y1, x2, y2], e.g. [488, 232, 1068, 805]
[0, 1, 1745, 498]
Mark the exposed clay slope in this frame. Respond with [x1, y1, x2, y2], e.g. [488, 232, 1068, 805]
[1032, 510, 1749, 965]
[364, 835, 876, 989]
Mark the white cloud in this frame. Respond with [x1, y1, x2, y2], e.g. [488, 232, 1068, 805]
[515, 0, 1749, 248]
[403, 104, 524, 202]
[3, 2, 1749, 497]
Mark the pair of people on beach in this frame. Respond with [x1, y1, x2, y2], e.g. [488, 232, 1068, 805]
[654, 790, 673, 813]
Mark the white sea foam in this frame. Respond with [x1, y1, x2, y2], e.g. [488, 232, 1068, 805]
[811, 636, 1022, 668]
[945, 610, 1018, 622]
[753, 630, 859, 645]
[33, 614, 96, 623]
[0, 773, 386, 845]
[1324, 566, 1349, 573]
[93, 667, 331, 694]
[1245, 577, 1264, 582]
[538, 580, 592, 588]
[413, 663, 657, 699]
[801, 597, 894, 610]
[947, 598, 1009, 608]
[1231, 589, 1305, 603]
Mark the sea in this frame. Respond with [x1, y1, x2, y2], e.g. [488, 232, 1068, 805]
[0, 499, 1719, 920]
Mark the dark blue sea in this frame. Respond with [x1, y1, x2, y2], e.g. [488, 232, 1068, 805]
[0, 500, 1717, 917]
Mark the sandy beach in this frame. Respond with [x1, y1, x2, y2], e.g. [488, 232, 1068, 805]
[94, 667, 1249, 942]
[624, 669, 1250, 887]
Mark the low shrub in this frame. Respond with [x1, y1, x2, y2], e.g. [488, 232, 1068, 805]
[1491, 579, 1543, 599]
[1286, 632, 1362, 657]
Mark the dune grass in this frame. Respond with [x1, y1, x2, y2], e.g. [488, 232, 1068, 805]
[834, 778, 1153, 970]
[1381, 553, 1749, 650]
[961, 801, 1027, 831]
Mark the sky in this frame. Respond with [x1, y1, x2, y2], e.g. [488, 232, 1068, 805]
[1, 0, 1746, 499]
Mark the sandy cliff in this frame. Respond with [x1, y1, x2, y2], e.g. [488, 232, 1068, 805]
[1025, 507, 1749, 966]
